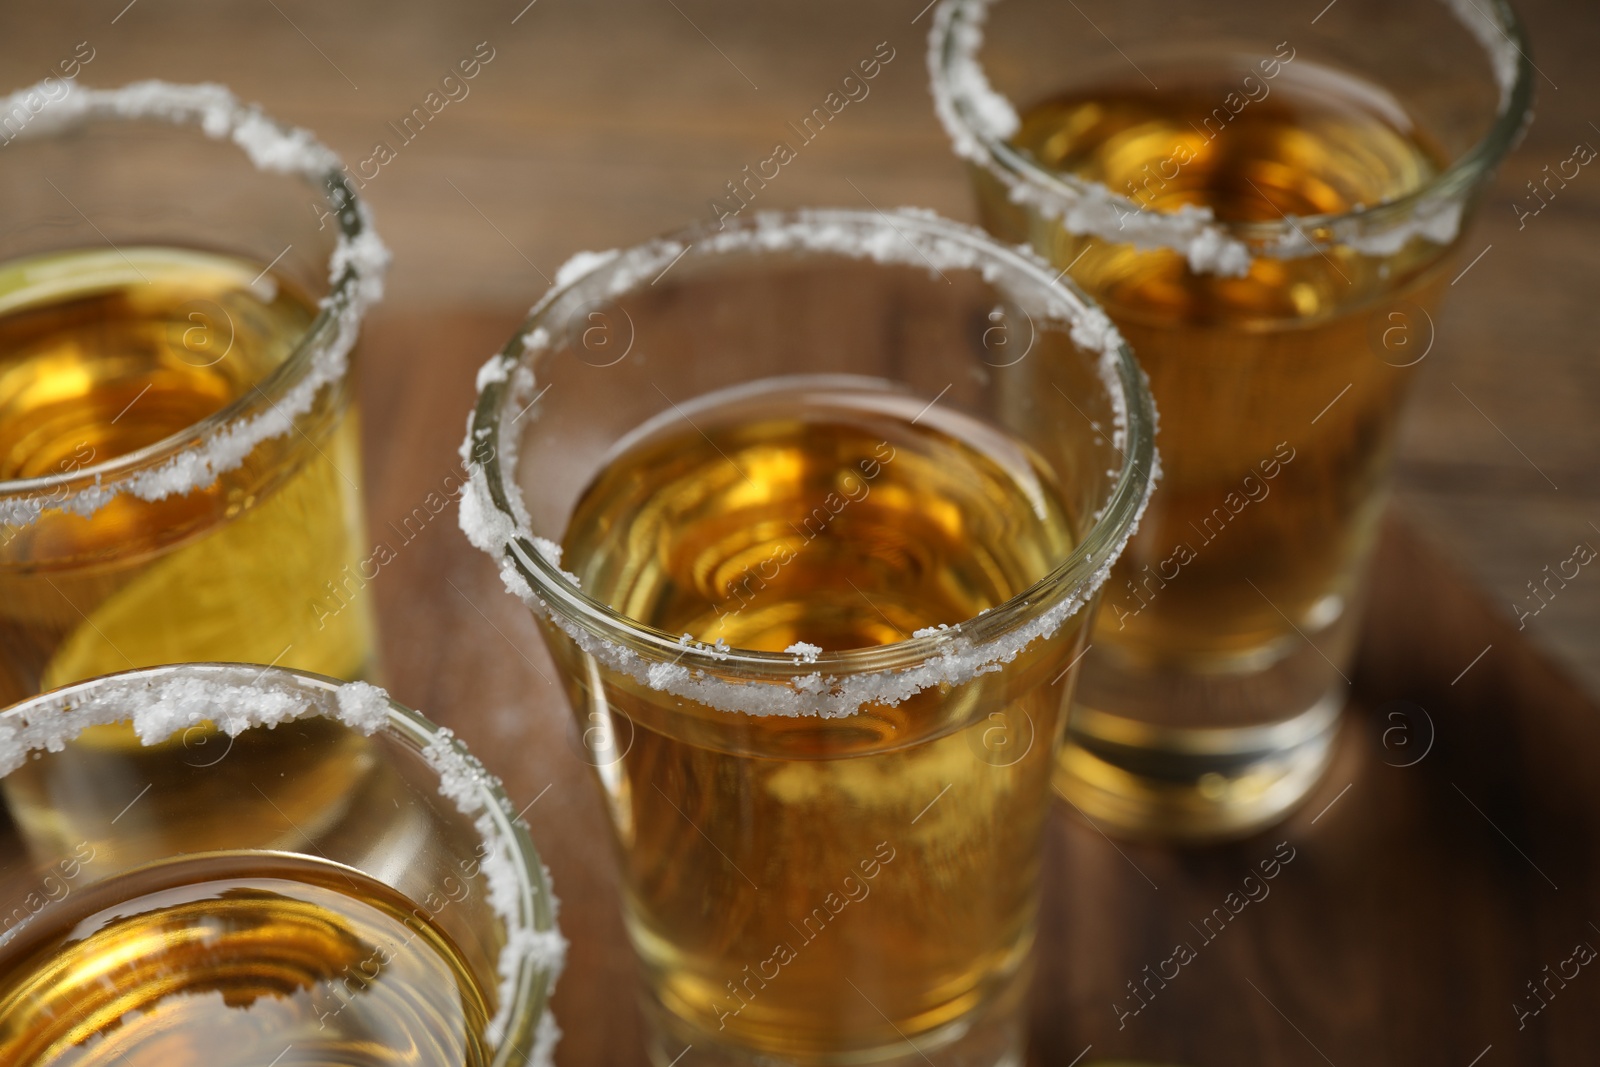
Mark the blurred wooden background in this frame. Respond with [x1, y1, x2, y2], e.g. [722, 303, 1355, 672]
[5, 2, 1599, 1063]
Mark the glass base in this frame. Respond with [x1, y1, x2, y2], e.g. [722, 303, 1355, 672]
[639, 967, 1028, 1067]
[1056, 690, 1343, 842]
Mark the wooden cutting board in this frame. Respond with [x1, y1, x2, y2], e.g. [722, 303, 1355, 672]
[361, 311, 1600, 1067]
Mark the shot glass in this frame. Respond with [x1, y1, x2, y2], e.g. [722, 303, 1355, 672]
[930, 0, 1534, 838]
[460, 209, 1156, 1067]
[0, 663, 564, 1067]
[0, 81, 389, 704]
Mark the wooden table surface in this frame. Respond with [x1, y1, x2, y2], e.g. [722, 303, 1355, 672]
[6, 2, 1600, 1062]
[352, 312, 1600, 1066]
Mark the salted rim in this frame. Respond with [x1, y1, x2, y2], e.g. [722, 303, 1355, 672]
[0, 663, 565, 1067]
[927, 0, 1535, 276]
[0, 80, 389, 527]
[459, 207, 1159, 719]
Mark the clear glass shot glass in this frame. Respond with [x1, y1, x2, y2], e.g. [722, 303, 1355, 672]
[930, 0, 1534, 839]
[460, 209, 1156, 1067]
[0, 662, 564, 1067]
[0, 81, 389, 704]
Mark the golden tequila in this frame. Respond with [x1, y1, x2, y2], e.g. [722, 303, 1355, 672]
[0, 247, 374, 702]
[995, 59, 1448, 689]
[976, 56, 1459, 834]
[0, 851, 490, 1067]
[555, 381, 1081, 1060]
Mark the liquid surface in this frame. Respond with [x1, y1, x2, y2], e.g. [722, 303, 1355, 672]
[563, 378, 1074, 651]
[557, 379, 1080, 1060]
[0, 247, 373, 703]
[993, 59, 1450, 696]
[0, 852, 491, 1067]
[1014, 57, 1444, 321]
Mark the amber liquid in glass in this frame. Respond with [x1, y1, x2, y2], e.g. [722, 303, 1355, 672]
[556, 379, 1080, 1060]
[0, 851, 490, 1067]
[995, 58, 1448, 689]
[0, 247, 374, 703]
[975, 57, 1456, 834]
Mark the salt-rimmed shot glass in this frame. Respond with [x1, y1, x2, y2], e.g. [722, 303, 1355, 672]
[460, 209, 1156, 1067]
[0, 663, 564, 1067]
[930, 0, 1534, 840]
[0, 81, 388, 705]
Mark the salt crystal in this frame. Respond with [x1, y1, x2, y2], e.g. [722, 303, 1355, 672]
[554, 249, 620, 289]
[786, 642, 822, 663]
[521, 326, 552, 352]
[526, 1011, 563, 1067]
[476, 354, 515, 391]
[335, 681, 391, 735]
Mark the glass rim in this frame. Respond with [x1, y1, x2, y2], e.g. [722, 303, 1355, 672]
[928, 0, 1536, 259]
[464, 207, 1158, 698]
[0, 80, 386, 519]
[0, 661, 559, 1067]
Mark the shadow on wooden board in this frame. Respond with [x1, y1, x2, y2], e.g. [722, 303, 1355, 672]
[1034, 517, 1600, 1067]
